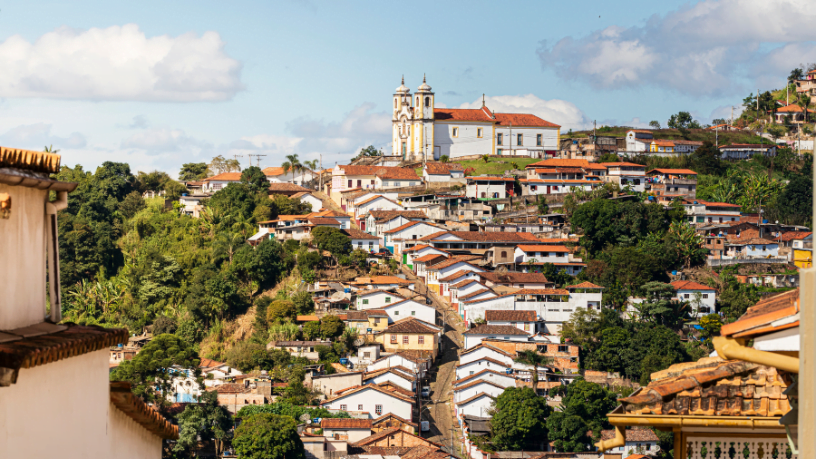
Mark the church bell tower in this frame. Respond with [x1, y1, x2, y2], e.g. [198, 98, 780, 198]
[414, 75, 435, 161]
[392, 76, 413, 160]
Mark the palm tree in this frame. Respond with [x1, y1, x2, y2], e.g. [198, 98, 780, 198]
[282, 154, 303, 185]
[514, 349, 552, 390]
[481, 155, 490, 164]
[304, 160, 319, 185]
[44, 145, 60, 154]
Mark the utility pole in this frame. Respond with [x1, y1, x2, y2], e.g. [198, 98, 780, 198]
[730, 106, 734, 126]
[319, 154, 323, 193]
[249, 154, 267, 168]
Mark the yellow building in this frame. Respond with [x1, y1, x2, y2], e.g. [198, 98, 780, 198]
[346, 310, 389, 334]
[649, 139, 675, 153]
[793, 248, 812, 268]
[375, 317, 441, 356]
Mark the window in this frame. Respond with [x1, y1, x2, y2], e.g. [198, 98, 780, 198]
[452, 127, 459, 137]
[558, 345, 569, 353]
[340, 404, 347, 410]
[403, 335, 409, 344]
[411, 311, 416, 316]
[477, 128, 483, 138]
[391, 335, 397, 343]
[357, 180, 362, 187]
[347, 179, 353, 188]
[416, 96, 419, 106]
[363, 299, 369, 305]
[536, 134, 542, 146]
[358, 404, 364, 410]
[517, 133, 523, 145]
[394, 99, 397, 109]
[385, 297, 391, 303]
[501, 250, 507, 258]
[394, 310, 399, 315]
[418, 335, 425, 344]
[375, 405, 383, 415]
[684, 293, 690, 299]
[369, 242, 374, 249]
[402, 142, 407, 155]
[425, 97, 430, 107]
[363, 352, 371, 358]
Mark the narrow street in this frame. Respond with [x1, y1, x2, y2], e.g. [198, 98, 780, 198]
[401, 267, 465, 455]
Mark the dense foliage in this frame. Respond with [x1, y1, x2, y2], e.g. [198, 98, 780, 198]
[546, 380, 619, 452]
[232, 413, 305, 459]
[489, 387, 551, 450]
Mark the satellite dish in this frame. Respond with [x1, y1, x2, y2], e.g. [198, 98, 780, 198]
[331, 291, 346, 301]
[299, 413, 311, 422]
[354, 338, 365, 347]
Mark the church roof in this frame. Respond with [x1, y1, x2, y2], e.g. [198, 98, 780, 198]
[434, 107, 559, 128]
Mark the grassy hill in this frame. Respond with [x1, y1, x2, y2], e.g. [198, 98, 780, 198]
[569, 127, 766, 145]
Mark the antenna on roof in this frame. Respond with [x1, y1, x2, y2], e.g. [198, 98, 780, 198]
[482, 94, 485, 108]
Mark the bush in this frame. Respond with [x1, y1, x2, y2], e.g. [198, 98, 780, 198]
[233, 413, 304, 459]
[267, 300, 297, 323]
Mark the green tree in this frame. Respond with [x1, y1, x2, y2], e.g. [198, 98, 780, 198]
[282, 154, 303, 184]
[690, 141, 726, 175]
[440, 155, 449, 163]
[789, 68, 804, 82]
[110, 334, 200, 412]
[241, 166, 271, 191]
[667, 221, 706, 269]
[648, 120, 661, 129]
[779, 174, 813, 225]
[354, 145, 380, 160]
[546, 380, 618, 452]
[292, 291, 316, 315]
[513, 350, 552, 389]
[226, 341, 273, 372]
[490, 387, 551, 450]
[310, 227, 351, 267]
[164, 179, 188, 200]
[179, 162, 209, 181]
[208, 155, 241, 175]
[302, 321, 321, 340]
[232, 413, 305, 459]
[320, 315, 344, 339]
[267, 300, 297, 323]
[118, 190, 146, 219]
[174, 390, 233, 456]
[667, 111, 700, 129]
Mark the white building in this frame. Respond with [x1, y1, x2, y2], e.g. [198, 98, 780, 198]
[290, 191, 324, 212]
[600, 428, 661, 457]
[462, 324, 531, 350]
[202, 172, 242, 193]
[391, 77, 560, 161]
[363, 367, 416, 391]
[602, 162, 647, 193]
[670, 280, 717, 316]
[262, 166, 318, 186]
[484, 310, 537, 334]
[465, 177, 515, 200]
[423, 162, 466, 183]
[383, 221, 446, 257]
[319, 384, 414, 420]
[0, 147, 176, 458]
[455, 392, 496, 419]
[381, 299, 437, 325]
[366, 353, 429, 379]
[357, 289, 406, 310]
[321, 418, 373, 443]
[455, 357, 512, 380]
[346, 228, 381, 253]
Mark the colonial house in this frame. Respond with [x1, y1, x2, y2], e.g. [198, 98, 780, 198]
[311, 209, 352, 229]
[450, 277, 496, 310]
[320, 384, 414, 420]
[357, 289, 406, 310]
[348, 191, 401, 218]
[321, 418, 373, 443]
[371, 413, 418, 435]
[669, 280, 717, 316]
[363, 366, 416, 392]
[262, 166, 318, 186]
[599, 428, 661, 457]
[329, 165, 419, 205]
[289, 191, 324, 212]
[373, 168, 423, 190]
[366, 352, 430, 379]
[200, 358, 244, 387]
[311, 372, 364, 397]
[719, 143, 777, 160]
[520, 161, 603, 196]
[353, 195, 405, 223]
[423, 162, 466, 183]
[383, 221, 446, 256]
[350, 276, 413, 291]
[365, 210, 431, 239]
[381, 299, 437, 326]
[453, 379, 506, 406]
[345, 310, 389, 334]
[484, 310, 537, 334]
[426, 258, 486, 298]
[0, 146, 177, 457]
[419, 230, 545, 255]
[476, 272, 554, 289]
[462, 324, 531, 350]
[601, 162, 647, 192]
[465, 176, 515, 200]
[374, 318, 441, 356]
[454, 392, 496, 420]
[268, 182, 312, 197]
[457, 343, 515, 369]
[454, 356, 512, 380]
[345, 228, 381, 253]
[202, 172, 241, 193]
[266, 340, 332, 361]
[402, 244, 450, 270]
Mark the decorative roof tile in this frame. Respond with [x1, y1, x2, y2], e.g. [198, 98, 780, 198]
[485, 310, 536, 322]
[321, 418, 372, 429]
[110, 382, 179, 439]
[0, 146, 62, 174]
[463, 324, 530, 336]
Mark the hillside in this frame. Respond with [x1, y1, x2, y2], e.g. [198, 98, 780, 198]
[569, 127, 766, 145]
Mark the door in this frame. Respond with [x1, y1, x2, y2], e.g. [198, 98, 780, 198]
[547, 185, 551, 194]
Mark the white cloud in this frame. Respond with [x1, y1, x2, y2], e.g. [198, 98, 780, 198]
[0, 24, 243, 101]
[121, 127, 208, 155]
[537, 0, 816, 96]
[457, 94, 590, 130]
[0, 123, 86, 150]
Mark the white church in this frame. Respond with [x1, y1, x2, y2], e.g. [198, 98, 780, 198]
[392, 76, 561, 161]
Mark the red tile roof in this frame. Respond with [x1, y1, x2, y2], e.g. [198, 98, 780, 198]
[321, 418, 373, 429]
[463, 324, 531, 336]
[384, 221, 440, 234]
[647, 168, 698, 175]
[110, 382, 179, 439]
[458, 289, 495, 301]
[516, 244, 570, 253]
[338, 165, 414, 177]
[204, 172, 242, 181]
[356, 195, 400, 207]
[478, 272, 550, 284]
[720, 289, 800, 338]
[262, 167, 286, 176]
[600, 428, 658, 442]
[485, 310, 536, 322]
[382, 317, 439, 334]
[268, 182, 310, 192]
[419, 231, 540, 243]
[670, 280, 715, 291]
[567, 281, 605, 289]
[308, 217, 341, 225]
[344, 228, 379, 240]
[413, 254, 448, 263]
[369, 210, 429, 222]
[600, 162, 645, 168]
[467, 176, 515, 182]
[526, 159, 592, 169]
[776, 231, 812, 242]
[425, 162, 464, 174]
[494, 113, 560, 128]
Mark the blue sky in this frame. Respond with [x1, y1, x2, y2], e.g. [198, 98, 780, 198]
[0, 0, 812, 175]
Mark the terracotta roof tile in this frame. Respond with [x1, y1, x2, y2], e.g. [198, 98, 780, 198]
[619, 358, 791, 418]
[110, 382, 179, 439]
[600, 428, 658, 442]
[344, 228, 379, 240]
[458, 289, 495, 301]
[647, 168, 698, 175]
[204, 172, 242, 181]
[525, 159, 591, 169]
[338, 165, 417, 179]
[463, 324, 530, 336]
[670, 280, 715, 291]
[262, 167, 285, 176]
[413, 254, 448, 264]
[308, 217, 340, 225]
[384, 221, 442, 234]
[382, 318, 439, 334]
[457, 391, 497, 406]
[453, 369, 512, 385]
[268, 182, 310, 192]
[0, 324, 128, 379]
[425, 162, 464, 174]
[721, 289, 800, 338]
[516, 244, 570, 253]
[0, 146, 62, 174]
[371, 412, 417, 427]
[419, 231, 541, 243]
[426, 259, 481, 271]
[369, 210, 430, 222]
[478, 272, 550, 284]
[321, 418, 372, 429]
[567, 282, 605, 289]
[776, 231, 812, 242]
[485, 310, 536, 322]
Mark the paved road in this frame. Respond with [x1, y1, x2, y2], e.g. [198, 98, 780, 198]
[401, 267, 465, 455]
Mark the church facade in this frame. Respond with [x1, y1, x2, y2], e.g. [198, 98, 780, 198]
[392, 77, 561, 162]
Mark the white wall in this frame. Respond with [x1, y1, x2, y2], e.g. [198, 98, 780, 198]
[675, 289, 717, 316]
[455, 358, 510, 380]
[458, 347, 514, 367]
[456, 395, 495, 418]
[463, 333, 529, 350]
[453, 381, 505, 403]
[383, 300, 436, 325]
[351, 238, 380, 253]
[301, 195, 323, 211]
[0, 184, 48, 329]
[366, 372, 414, 391]
[455, 371, 516, 388]
[435, 122, 494, 159]
[321, 388, 412, 420]
[466, 181, 508, 199]
[0, 350, 161, 459]
[514, 247, 569, 264]
[358, 291, 406, 310]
